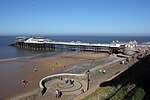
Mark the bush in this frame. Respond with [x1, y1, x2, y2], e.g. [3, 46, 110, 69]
[131, 88, 145, 100]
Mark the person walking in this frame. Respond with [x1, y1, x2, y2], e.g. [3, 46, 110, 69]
[58, 90, 62, 98]
[99, 69, 102, 74]
[59, 76, 63, 80]
[70, 79, 74, 85]
[103, 69, 106, 74]
[55, 89, 59, 98]
[72, 79, 74, 84]
[81, 89, 84, 93]
[65, 78, 68, 84]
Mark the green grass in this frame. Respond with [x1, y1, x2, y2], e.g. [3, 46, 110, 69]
[83, 55, 150, 100]
[107, 84, 135, 100]
[130, 88, 145, 100]
[82, 86, 119, 100]
[82, 83, 145, 100]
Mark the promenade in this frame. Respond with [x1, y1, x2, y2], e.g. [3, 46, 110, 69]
[35, 55, 129, 100]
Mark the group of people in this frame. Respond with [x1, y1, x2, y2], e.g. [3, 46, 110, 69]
[22, 80, 29, 87]
[64, 78, 74, 85]
[55, 89, 62, 98]
[99, 69, 106, 74]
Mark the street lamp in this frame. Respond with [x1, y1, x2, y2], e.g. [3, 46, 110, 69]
[132, 55, 134, 64]
[86, 70, 90, 90]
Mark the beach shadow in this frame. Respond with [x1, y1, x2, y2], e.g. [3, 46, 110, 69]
[100, 55, 150, 99]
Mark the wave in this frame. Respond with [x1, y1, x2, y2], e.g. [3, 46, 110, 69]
[0, 58, 19, 62]
[0, 52, 64, 62]
[0, 54, 44, 62]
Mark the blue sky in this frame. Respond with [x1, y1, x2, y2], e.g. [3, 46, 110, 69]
[0, 0, 150, 36]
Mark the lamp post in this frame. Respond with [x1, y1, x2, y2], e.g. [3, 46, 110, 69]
[132, 55, 134, 65]
[86, 70, 90, 90]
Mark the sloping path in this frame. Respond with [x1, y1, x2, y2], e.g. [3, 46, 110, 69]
[74, 56, 139, 100]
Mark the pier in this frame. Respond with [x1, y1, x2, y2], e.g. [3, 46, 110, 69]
[10, 37, 150, 56]
[11, 37, 126, 53]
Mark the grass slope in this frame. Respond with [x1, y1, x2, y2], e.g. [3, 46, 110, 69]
[83, 55, 150, 100]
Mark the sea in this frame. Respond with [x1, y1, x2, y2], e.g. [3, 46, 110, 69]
[0, 36, 150, 60]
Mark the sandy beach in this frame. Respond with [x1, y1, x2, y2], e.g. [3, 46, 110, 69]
[0, 52, 108, 99]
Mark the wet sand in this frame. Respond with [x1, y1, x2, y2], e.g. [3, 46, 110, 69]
[0, 52, 108, 99]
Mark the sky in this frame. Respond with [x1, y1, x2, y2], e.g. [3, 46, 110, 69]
[0, 0, 150, 36]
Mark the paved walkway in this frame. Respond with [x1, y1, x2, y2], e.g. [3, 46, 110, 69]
[74, 55, 140, 100]
[45, 78, 87, 95]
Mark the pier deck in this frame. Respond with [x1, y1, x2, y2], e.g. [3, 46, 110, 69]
[12, 37, 125, 52]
